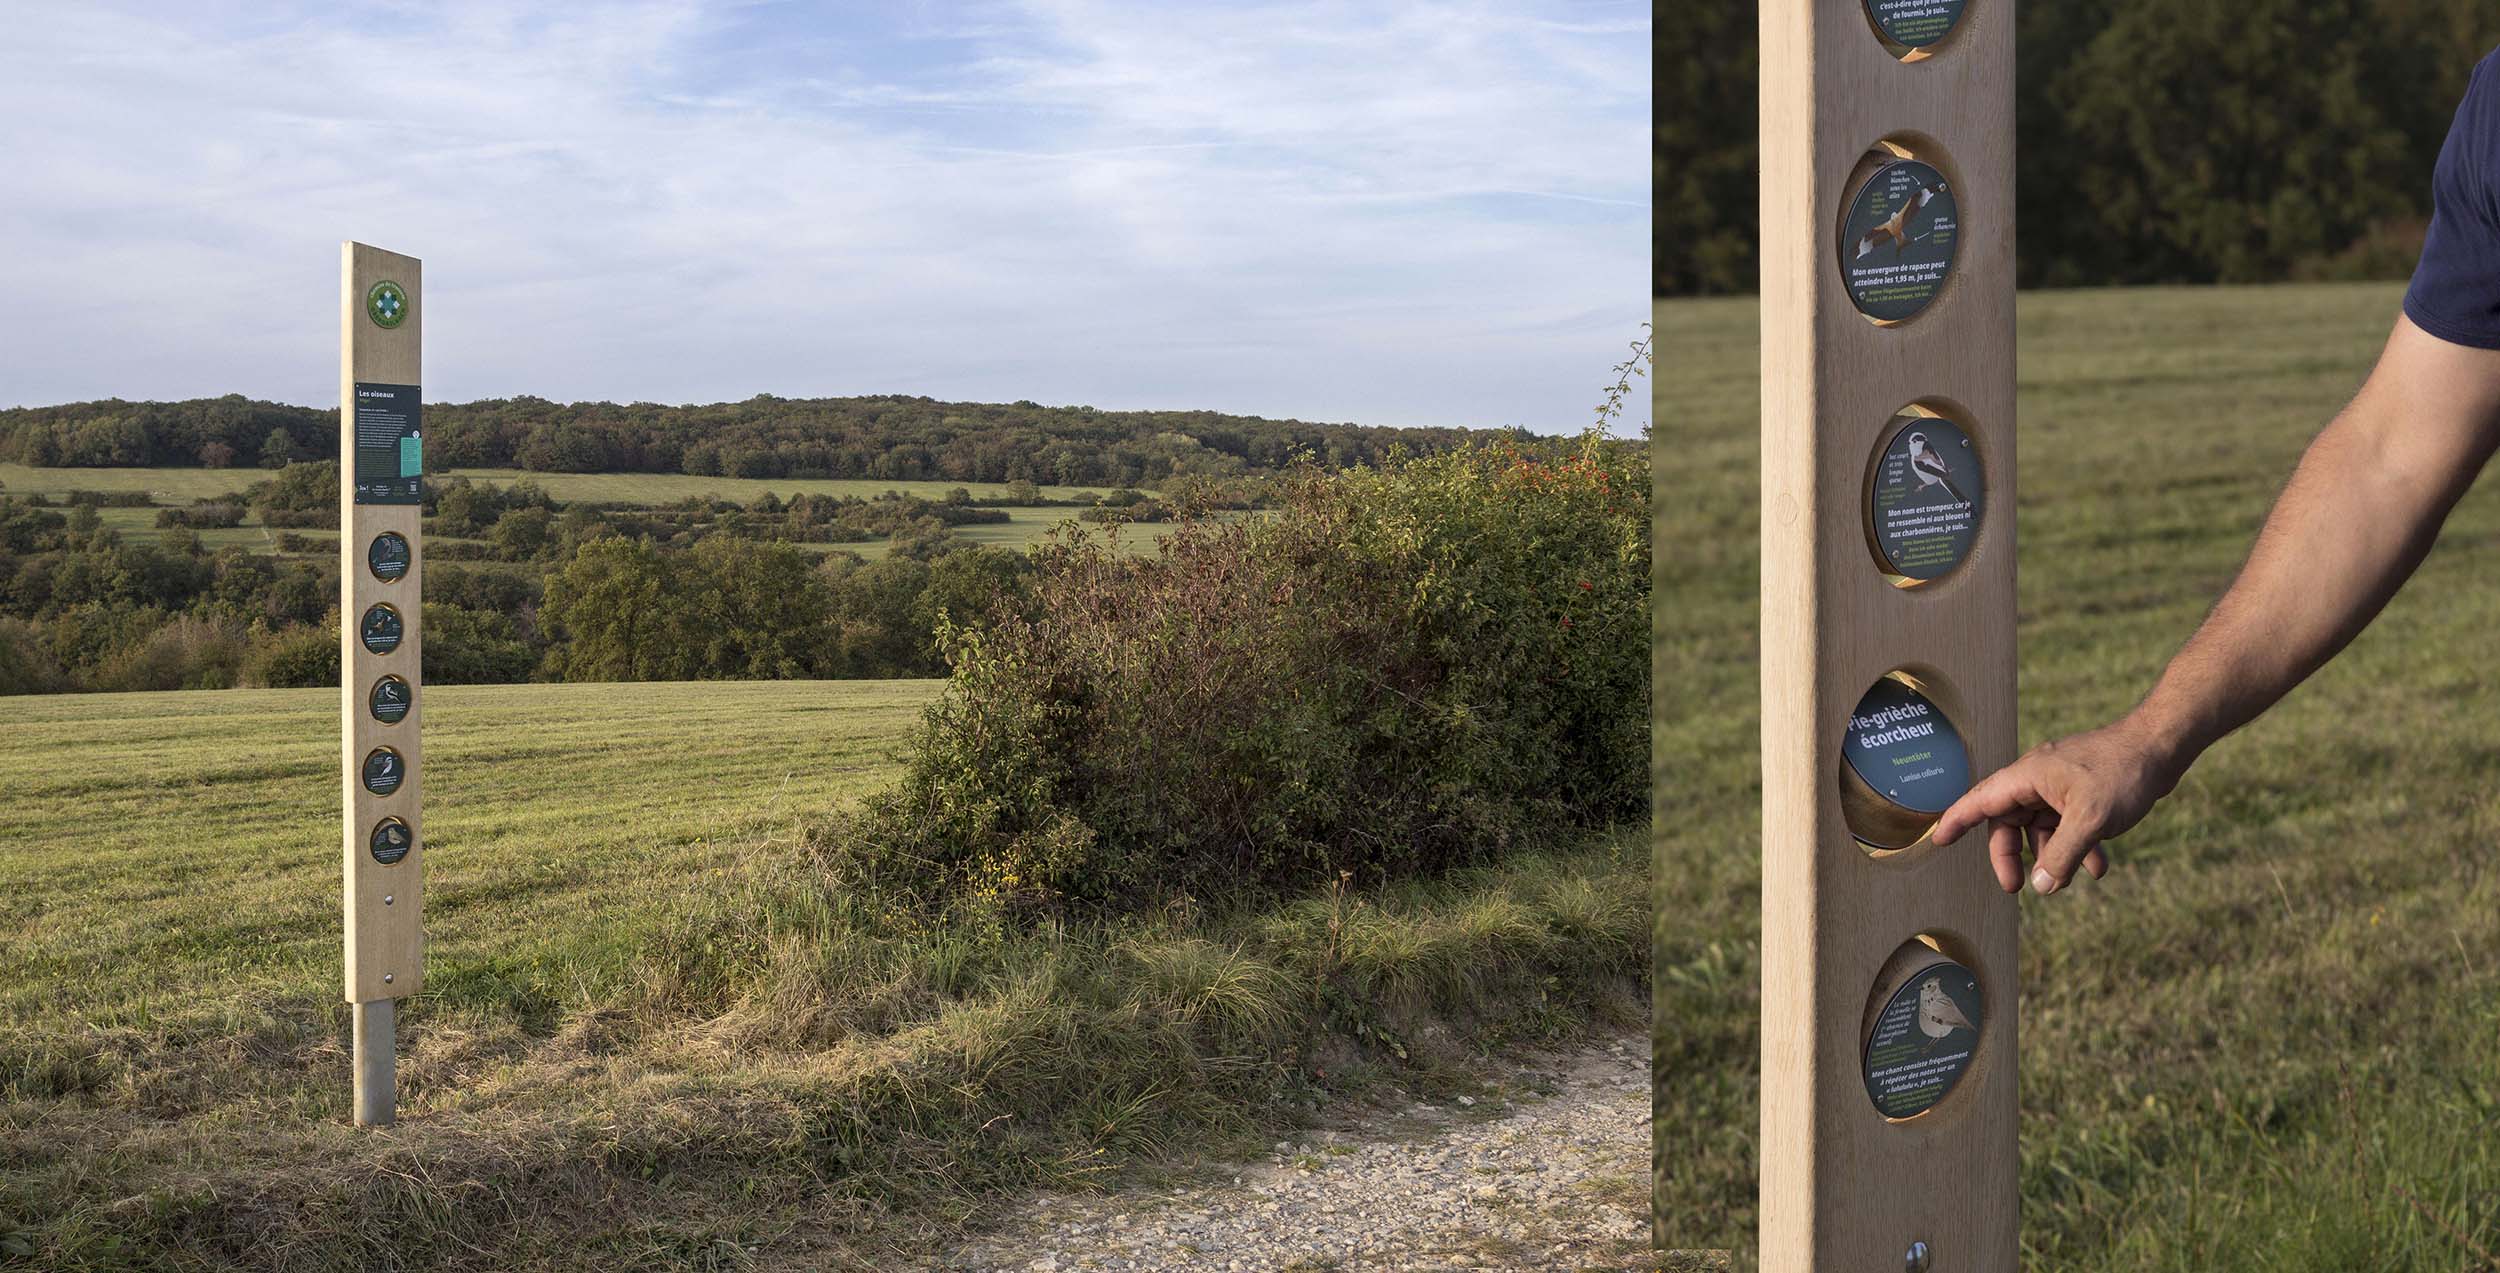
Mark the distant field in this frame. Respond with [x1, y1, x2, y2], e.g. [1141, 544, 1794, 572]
[0, 462, 264, 502]
[0, 679, 938, 1029]
[0, 462, 1117, 507]
[435, 467, 1118, 505]
[1655, 282, 2500, 1265]
[7, 462, 1209, 563]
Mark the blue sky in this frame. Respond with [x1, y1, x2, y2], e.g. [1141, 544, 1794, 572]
[0, 1, 1649, 432]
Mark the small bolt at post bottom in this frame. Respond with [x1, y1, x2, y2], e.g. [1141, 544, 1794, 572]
[1905, 1239, 1931, 1272]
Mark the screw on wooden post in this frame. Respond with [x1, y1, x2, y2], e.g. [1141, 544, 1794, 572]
[1758, 0, 2018, 1266]
[340, 242, 425, 1127]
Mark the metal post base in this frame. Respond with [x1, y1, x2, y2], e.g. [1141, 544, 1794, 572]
[353, 998, 395, 1126]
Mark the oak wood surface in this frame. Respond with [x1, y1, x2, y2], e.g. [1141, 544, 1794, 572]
[1757, 1, 2020, 1266]
[340, 242, 423, 1004]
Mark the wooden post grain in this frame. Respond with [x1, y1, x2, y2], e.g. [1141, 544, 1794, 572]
[340, 242, 423, 1125]
[1758, 2, 2019, 1267]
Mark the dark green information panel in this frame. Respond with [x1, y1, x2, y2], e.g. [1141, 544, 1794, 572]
[1838, 159, 1958, 322]
[1868, 414, 1983, 580]
[370, 675, 412, 724]
[368, 531, 411, 582]
[351, 382, 423, 505]
[1863, 0, 1966, 49]
[1843, 677, 1971, 815]
[360, 604, 403, 656]
[1862, 959, 1984, 1118]
[362, 747, 405, 796]
[370, 818, 413, 866]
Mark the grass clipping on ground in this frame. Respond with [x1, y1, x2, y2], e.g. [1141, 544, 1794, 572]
[1, 830, 1642, 1272]
[3, 435, 1650, 1269]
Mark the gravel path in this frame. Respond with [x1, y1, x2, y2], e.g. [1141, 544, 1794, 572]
[925, 1032, 1652, 1272]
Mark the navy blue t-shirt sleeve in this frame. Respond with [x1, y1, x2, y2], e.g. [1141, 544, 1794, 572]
[2405, 52, 2500, 349]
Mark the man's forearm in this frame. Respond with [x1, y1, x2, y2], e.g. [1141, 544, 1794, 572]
[2124, 390, 2486, 770]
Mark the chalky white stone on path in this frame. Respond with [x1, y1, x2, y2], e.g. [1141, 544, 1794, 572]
[927, 1033, 1651, 1272]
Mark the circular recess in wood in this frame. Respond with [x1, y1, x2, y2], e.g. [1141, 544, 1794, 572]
[1864, 405, 1983, 586]
[1838, 148, 1958, 324]
[1860, 936, 1984, 1120]
[1861, 0, 1967, 59]
[1840, 671, 1971, 851]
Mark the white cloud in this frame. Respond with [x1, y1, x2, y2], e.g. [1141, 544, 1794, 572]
[0, 0, 1648, 431]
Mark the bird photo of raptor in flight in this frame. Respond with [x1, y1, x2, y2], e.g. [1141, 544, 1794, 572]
[1837, 156, 1960, 322]
[1852, 176, 1951, 262]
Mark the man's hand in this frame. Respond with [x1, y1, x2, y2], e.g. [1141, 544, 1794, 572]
[1928, 314, 2500, 898]
[1929, 719, 2186, 895]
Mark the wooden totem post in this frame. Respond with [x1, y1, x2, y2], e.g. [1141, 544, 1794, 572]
[1758, 1, 2018, 1267]
[339, 241, 424, 1127]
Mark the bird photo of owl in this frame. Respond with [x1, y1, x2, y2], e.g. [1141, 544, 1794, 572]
[1916, 973, 1978, 1053]
[1904, 431, 1969, 504]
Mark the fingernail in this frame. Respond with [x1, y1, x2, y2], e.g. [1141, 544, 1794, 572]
[2031, 867, 2057, 895]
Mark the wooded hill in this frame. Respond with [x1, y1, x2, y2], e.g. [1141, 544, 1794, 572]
[0, 394, 1494, 487]
[1659, 0, 2500, 294]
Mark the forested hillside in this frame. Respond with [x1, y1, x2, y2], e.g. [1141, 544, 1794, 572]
[1659, 0, 2500, 294]
[0, 393, 1489, 485]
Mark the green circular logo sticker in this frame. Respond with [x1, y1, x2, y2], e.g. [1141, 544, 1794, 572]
[367, 280, 409, 330]
[1863, 0, 1966, 49]
[370, 817, 413, 866]
[1868, 414, 1983, 580]
[1839, 159, 1958, 323]
[1863, 959, 1983, 1119]
[370, 675, 412, 724]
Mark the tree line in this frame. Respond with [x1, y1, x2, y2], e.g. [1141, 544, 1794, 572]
[1659, 0, 2500, 294]
[0, 474, 1053, 694]
[0, 392, 1499, 486]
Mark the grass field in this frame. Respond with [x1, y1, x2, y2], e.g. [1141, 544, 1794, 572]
[1, 682, 1643, 1269]
[429, 468, 1119, 506]
[0, 462, 1113, 507]
[6, 463, 1182, 562]
[1654, 281, 2500, 1266]
[0, 681, 937, 1030]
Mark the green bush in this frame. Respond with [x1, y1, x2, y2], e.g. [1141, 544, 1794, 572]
[245, 617, 338, 688]
[860, 435, 1648, 912]
[155, 501, 244, 530]
[244, 460, 339, 529]
[422, 602, 540, 684]
[0, 616, 68, 695]
[89, 615, 247, 692]
[540, 536, 834, 681]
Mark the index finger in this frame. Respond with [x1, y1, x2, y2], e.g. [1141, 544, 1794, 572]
[1931, 761, 2051, 845]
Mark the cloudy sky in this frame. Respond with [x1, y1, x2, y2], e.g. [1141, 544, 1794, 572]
[0, 1, 1648, 432]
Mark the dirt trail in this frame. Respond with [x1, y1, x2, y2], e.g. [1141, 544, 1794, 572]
[924, 1032, 1652, 1272]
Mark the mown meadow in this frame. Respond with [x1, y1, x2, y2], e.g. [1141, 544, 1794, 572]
[2, 434, 1649, 1271]
[1653, 282, 2500, 1266]
[0, 463, 1154, 562]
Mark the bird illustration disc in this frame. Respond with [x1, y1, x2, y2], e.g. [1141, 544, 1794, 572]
[1862, 0, 1967, 50]
[1868, 412, 1983, 580]
[1838, 158, 1958, 322]
[1862, 958, 1984, 1119]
